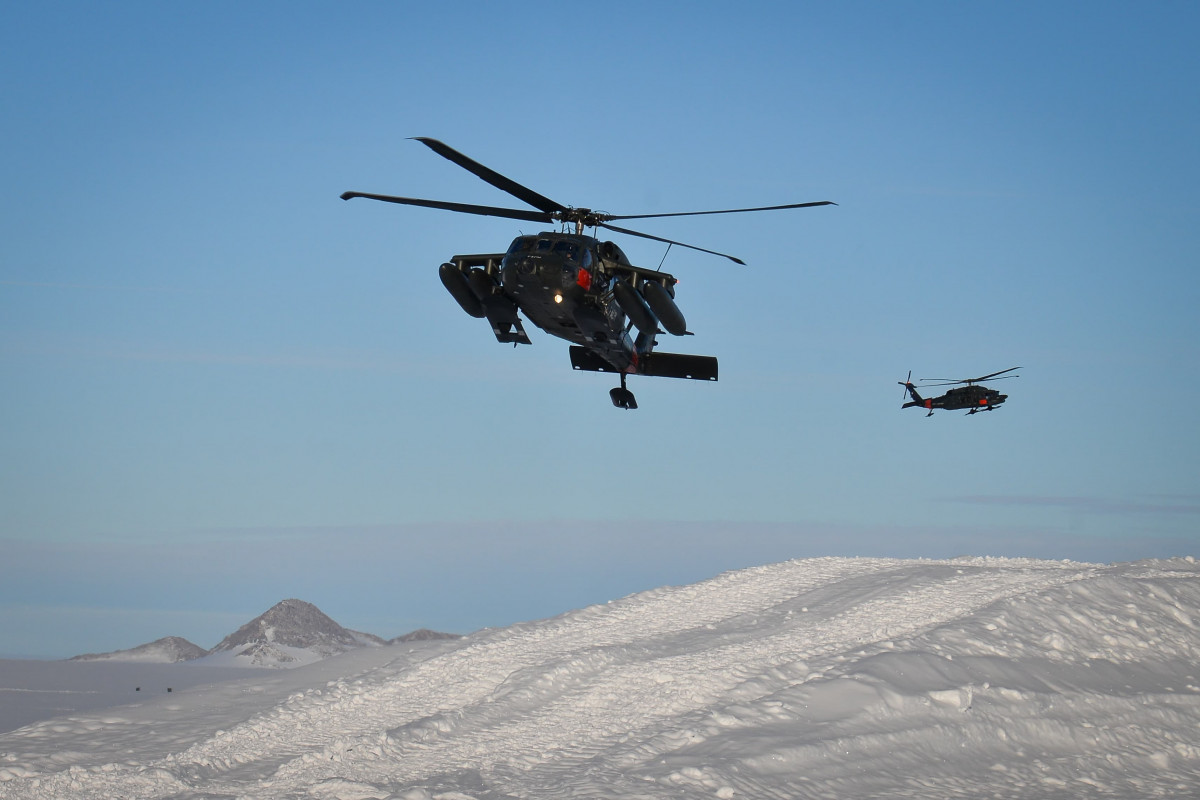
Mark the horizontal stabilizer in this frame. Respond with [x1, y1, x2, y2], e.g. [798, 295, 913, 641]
[643, 351, 719, 381]
[569, 347, 718, 381]
[569, 347, 622, 374]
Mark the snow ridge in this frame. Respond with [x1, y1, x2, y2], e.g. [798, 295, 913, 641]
[2, 556, 1199, 799]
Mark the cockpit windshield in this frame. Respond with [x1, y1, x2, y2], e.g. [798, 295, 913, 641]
[506, 236, 584, 264]
[506, 237, 536, 256]
[552, 240, 581, 262]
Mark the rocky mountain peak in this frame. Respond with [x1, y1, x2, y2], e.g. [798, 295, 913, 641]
[210, 599, 361, 658]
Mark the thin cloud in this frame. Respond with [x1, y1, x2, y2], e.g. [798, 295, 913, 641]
[948, 495, 1200, 516]
[3, 338, 422, 373]
[1, 279, 195, 293]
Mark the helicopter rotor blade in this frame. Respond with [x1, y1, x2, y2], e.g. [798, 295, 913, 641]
[920, 375, 1021, 387]
[972, 367, 1022, 382]
[899, 370, 912, 401]
[340, 191, 553, 223]
[411, 137, 568, 215]
[602, 200, 836, 221]
[350, 139, 837, 266]
[597, 222, 747, 265]
[920, 367, 1022, 386]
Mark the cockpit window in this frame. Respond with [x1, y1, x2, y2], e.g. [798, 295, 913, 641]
[552, 240, 581, 262]
[506, 236, 583, 264]
[506, 237, 535, 255]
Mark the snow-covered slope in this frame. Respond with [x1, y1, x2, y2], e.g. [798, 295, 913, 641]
[2, 556, 1199, 799]
[68, 636, 207, 664]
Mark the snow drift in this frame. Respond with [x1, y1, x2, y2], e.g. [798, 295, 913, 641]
[2, 556, 1198, 799]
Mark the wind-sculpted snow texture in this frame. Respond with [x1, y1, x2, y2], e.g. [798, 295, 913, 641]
[2, 556, 1199, 798]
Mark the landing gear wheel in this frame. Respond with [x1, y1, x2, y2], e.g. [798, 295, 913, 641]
[609, 374, 638, 409]
[610, 387, 637, 409]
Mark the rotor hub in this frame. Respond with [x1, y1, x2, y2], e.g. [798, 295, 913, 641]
[553, 208, 608, 234]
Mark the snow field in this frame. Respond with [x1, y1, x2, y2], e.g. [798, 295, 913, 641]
[1, 556, 1198, 799]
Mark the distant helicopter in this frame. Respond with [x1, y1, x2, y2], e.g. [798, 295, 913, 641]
[341, 137, 834, 409]
[899, 367, 1020, 416]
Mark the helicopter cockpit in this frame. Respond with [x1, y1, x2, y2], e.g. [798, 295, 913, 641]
[503, 235, 593, 267]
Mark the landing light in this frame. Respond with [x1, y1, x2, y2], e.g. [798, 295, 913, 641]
[554, 293, 563, 304]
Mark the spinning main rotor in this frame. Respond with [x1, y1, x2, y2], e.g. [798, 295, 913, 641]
[341, 138, 835, 264]
[918, 367, 1021, 388]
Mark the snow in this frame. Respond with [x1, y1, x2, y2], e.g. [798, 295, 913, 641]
[2, 556, 1199, 798]
[0, 660, 265, 735]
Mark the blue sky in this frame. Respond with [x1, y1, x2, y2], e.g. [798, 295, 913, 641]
[3, 2, 1198, 657]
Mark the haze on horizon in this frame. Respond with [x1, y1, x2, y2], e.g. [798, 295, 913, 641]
[2, 2, 1197, 656]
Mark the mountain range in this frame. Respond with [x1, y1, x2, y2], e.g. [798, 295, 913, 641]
[69, 599, 458, 668]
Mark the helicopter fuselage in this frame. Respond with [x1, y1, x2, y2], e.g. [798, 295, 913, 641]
[902, 383, 1008, 415]
[501, 233, 634, 362]
[439, 231, 710, 383]
[937, 385, 1007, 411]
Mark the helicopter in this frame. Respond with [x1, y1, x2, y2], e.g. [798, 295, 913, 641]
[341, 137, 834, 409]
[899, 367, 1020, 416]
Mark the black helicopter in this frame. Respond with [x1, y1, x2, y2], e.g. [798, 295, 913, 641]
[899, 367, 1020, 416]
[341, 138, 833, 409]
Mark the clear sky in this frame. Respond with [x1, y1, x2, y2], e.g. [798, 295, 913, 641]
[3, 1, 1198, 657]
